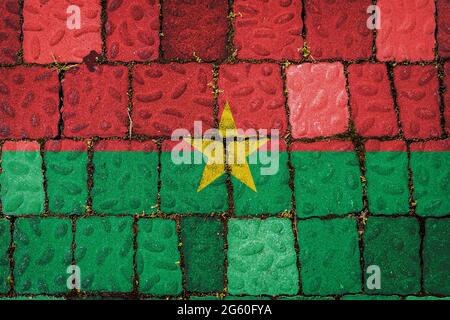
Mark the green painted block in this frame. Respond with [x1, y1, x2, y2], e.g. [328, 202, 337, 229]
[137, 219, 182, 295]
[424, 218, 450, 295]
[364, 217, 420, 295]
[228, 218, 298, 295]
[298, 218, 361, 295]
[341, 294, 401, 300]
[405, 296, 450, 300]
[224, 296, 271, 300]
[76, 217, 133, 292]
[0, 219, 10, 293]
[278, 296, 335, 300]
[14, 218, 72, 294]
[181, 217, 224, 293]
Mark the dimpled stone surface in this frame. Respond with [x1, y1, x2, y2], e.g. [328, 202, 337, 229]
[62, 65, 129, 138]
[132, 63, 214, 136]
[0, 67, 60, 139]
[298, 218, 361, 295]
[0, 0, 20, 63]
[137, 219, 182, 295]
[348, 64, 399, 137]
[76, 216, 133, 292]
[181, 217, 224, 293]
[438, 0, 450, 58]
[376, 0, 435, 61]
[233, 0, 303, 60]
[0, 219, 10, 293]
[287, 63, 349, 138]
[445, 62, 450, 134]
[228, 218, 298, 295]
[106, 0, 160, 61]
[14, 218, 72, 294]
[364, 217, 421, 294]
[424, 218, 450, 295]
[394, 65, 441, 139]
[305, 0, 372, 60]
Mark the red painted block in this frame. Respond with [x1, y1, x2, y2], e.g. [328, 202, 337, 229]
[0, 0, 20, 63]
[291, 140, 354, 152]
[287, 62, 349, 138]
[394, 65, 441, 139]
[2, 141, 41, 152]
[23, 0, 102, 63]
[410, 139, 449, 152]
[44, 140, 87, 152]
[95, 140, 157, 152]
[445, 62, 450, 134]
[376, 0, 435, 61]
[0, 67, 59, 139]
[132, 63, 214, 136]
[365, 140, 406, 152]
[438, 0, 450, 58]
[106, 0, 160, 61]
[62, 65, 129, 138]
[233, 0, 303, 60]
[348, 63, 398, 137]
[162, 0, 228, 61]
[305, 0, 372, 60]
[218, 63, 286, 135]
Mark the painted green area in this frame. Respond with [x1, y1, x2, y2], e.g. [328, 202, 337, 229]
[181, 217, 224, 293]
[0, 151, 44, 215]
[76, 217, 133, 292]
[298, 218, 361, 295]
[45, 151, 88, 214]
[14, 218, 72, 294]
[92, 152, 158, 214]
[292, 152, 363, 217]
[365, 152, 409, 214]
[405, 296, 450, 300]
[341, 294, 401, 300]
[137, 219, 182, 295]
[0, 295, 65, 300]
[228, 218, 298, 295]
[0, 219, 10, 293]
[278, 296, 335, 300]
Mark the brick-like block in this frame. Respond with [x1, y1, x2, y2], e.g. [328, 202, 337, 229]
[298, 218, 361, 295]
[133, 63, 214, 136]
[92, 140, 158, 214]
[233, 0, 302, 60]
[106, 0, 160, 61]
[181, 217, 224, 293]
[137, 219, 182, 295]
[45, 140, 88, 214]
[438, 0, 450, 57]
[228, 218, 298, 295]
[62, 65, 129, 138]
[218, 63, 286, 134]
[287, 63, 349, 138]
[341, 295, 401, 300]
[162, 0, 228, 61]
[0, 67, 60, 139]
[0, 219, 10, 293]
[348, 64, 398, 137]
[364, 217, 421, 294]
[23, 0, 102, 63]
[445, 62, 450, 134]
[1, 142, 44, 215]
[14, 218, 72, 294]
[76, 216, 133, 292]
[0, 0, 20, 63]
[376, 0, 435, 61]
[394, 65, 441, 139]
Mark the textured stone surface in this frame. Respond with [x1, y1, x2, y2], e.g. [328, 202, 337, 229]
[0, 0, 20, 63]
[438, 0, 450, 58]
[341, 295, 401, 300]
[0, 219, 10, 293]
[445, 62, 450, 134]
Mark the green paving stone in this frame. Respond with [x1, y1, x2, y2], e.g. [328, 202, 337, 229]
[76, 217, 133, 292]
[228, 218, 298, 295]
[0, 295, 65, 300]
[364, 217, 420, 295]
[189, 296, 221, 300]
[14, 218, 72, 294]
[297, 218, 361, 295]
[278, 296, 335, 300]
[424, 218, 450, 295]
[341, 294, 401, 300]
[224, 296, 271, 300]
[181, 217, 224, 293]
[292, 152, 363, 217]
[137, 219, 182, 295]
[0, 219, 10, 293]
[405, 296, 450, 300]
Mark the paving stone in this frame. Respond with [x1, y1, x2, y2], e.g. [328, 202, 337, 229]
[227, 218, 298, 295]
[445, 62, 450, 134]
[0, 0, 20, 63]
[297, 218, 361, 295]
[132, 63, 214, 136]
[287, 63, 349, 138]
[341, 295, 401, 300]
[92, 140, 158, 214]
[62, 65, 129, 138]
[438, 0, 450, 58]
[405, 296, 450, 300]
[277, 296, 334, 300]
[0, 67, 60, 139]
[14, 218, 72, 294]
[233, 0, 303, 60]
[76, 216, 133, 292]
[137, 218, 182, 295]
[0, 219, 10, 293]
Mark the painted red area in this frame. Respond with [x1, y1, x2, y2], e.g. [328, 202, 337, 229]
[365, 140, 406, 152]
[0, 0, 20, 63]
[445, 62, 450, 133]
[291, 140, 354, 152]
[2, 141, 41, 151]
[95, 140, 157, 152]
[438, 0, 450, 58]
[44, 140, 87, 152]
[410, 139, 449, 152]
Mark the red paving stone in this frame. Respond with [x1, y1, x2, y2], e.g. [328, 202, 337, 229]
[410, 139, 450, 152]
[0, 66, 59, 139]
[132, 63, 214, 136]
[394, 65, 441, 139]
[95, 140, 157, 152]
[106, 0, 160, 61]
[23, 0, 102, 63]
[445, 62, 450, 134]
[44, 140, 87, 152]
[0, 0, 20, 63]
[291, 140, 354, 152]
[2, 140, 41, 151]
[365, 140, 407, 152]
[286, 62, 349, 138]
[437, 0, 450, 58]
[62, 65, 129, 138]
[233, 0, 303, 60]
